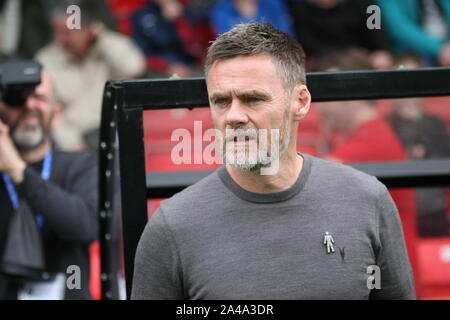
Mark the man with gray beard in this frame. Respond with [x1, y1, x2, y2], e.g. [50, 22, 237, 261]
[0, 67, 98, 299]
[221, 95, 291, 175]
[132, 23, 415, 300]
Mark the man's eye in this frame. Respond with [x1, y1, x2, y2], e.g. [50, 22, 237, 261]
[245, 97, 261, 103]
[214, 98, 228, 106]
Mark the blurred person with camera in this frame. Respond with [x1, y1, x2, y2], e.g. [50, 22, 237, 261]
[36, 0, 145, 151]
[0, 61, 98, 299]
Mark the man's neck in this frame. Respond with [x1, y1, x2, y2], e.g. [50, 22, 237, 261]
[20, 139, 52, 164]
[226, 150, 303, 194]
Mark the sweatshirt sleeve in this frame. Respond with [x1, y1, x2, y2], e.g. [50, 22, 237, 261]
[17, 153, 98, 244]
[370, 183, 416, 300]
[131, 206, 185, 300]
[94, 30, 146, 80]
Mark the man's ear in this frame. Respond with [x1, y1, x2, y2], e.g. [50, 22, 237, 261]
[51, 103, 63, 130]
[292, 84, 311, 121]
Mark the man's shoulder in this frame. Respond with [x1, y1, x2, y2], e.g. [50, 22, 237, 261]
[307, 154, 387, 198]
[35, 43, 65, 65]
[53, 149, 97, 173]
[157, 169, 223, 216]
[96, 30, 136, 48]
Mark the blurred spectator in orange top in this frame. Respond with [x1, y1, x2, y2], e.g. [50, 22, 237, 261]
[289, 0, 393, 71]
[386, 53, 450, 237]
[131, 0, 214, 78]
[315, 47, 420, 295]
[35, 0, 145, 151]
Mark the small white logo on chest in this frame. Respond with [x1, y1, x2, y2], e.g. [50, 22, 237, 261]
[323, 231, 335, 254]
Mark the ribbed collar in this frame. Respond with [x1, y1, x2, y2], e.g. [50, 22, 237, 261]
[217, 153, 312, 203]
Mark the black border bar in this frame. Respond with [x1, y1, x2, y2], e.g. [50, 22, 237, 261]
[119, 67, 450, 109]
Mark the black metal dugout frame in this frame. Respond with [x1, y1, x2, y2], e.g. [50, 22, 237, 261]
[98, 68, 450, 299]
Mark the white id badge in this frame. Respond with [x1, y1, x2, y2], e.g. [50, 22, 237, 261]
[18, 273, 66, 300]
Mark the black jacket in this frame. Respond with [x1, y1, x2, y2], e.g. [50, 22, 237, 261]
[290, 0, 391, 56]
[0, 149, 98, 299]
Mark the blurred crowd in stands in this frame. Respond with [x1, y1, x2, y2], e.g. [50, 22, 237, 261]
[1, 0, 450, 299]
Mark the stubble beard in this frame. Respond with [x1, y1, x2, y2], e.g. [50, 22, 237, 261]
[222, 106, 291, 173]
[10, 112, 50, 153]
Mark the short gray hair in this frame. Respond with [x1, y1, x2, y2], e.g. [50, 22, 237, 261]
[205, 23, 306, 92]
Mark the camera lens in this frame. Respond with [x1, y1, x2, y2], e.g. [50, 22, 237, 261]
[2, 85, 35, 108]
[0, 60, 42, 108]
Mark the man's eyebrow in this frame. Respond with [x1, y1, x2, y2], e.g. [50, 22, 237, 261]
[209, 90, 271, 103]
[32, 92, 46, 99]
[236, 90, 271, 101]
[35, 92, 54, 102]
[209, 93, 231, 102]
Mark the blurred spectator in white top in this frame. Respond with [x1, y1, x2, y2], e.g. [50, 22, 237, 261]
[36, 0, 145, 151]
[0, 0, 117, 59]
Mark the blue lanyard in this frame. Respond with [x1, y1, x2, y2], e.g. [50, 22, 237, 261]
[1, 150, 53, 228]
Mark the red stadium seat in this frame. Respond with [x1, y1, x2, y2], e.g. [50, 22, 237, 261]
[417, 237, 450, 299]
[89, 241, 101, 300]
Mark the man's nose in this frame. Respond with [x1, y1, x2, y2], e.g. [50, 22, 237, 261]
[225, 99, 248, 126]
[24, 96, 39, 112]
